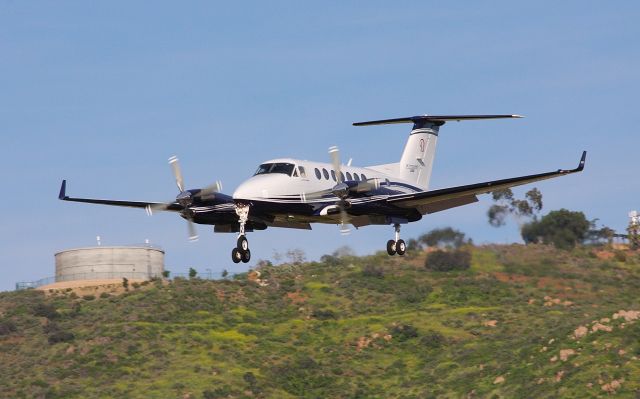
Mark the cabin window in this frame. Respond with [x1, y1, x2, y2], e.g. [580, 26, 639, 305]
[254, 163, 295, 176]
[361, 173, 367, 181]
[314, 168, 321, 180]
[340, 172, 345, 181]
[346, 172, 352, 181]
[292, 168, 298, 177]
[331, 170, 336, 181]
[298, 166, 306, 178]
[323, 168, 329, 180]
[354, 173, 360, 181]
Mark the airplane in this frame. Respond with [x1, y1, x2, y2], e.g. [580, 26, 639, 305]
[58, 114, 586, 263]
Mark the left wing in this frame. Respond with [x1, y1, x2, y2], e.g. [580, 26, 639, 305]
[388, 151, 586, 213]
[58, 180, 183, 211]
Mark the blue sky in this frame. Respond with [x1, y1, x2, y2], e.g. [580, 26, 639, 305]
[1, 2, 638, 291]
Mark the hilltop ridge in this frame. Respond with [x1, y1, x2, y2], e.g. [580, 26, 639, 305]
[1, 244, 639, 398]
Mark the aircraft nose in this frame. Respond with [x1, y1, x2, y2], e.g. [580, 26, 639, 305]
[233, 179, 264, 200]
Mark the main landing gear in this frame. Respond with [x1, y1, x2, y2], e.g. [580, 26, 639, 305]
[232, 203, 251, 264]
[386, 223, 406, 256]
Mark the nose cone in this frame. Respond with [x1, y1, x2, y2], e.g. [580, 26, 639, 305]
[233, 174, 290, 200]
[233, 175, 270, 200]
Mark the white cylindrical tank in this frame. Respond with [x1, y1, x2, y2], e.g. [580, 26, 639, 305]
[54, 246, 164, 282]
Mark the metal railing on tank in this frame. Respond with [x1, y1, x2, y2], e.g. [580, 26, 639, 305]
[15, 269, 234, 290]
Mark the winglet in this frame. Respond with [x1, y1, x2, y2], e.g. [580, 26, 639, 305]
[576, 151, 587, 172]
[58, 180, 67, 200]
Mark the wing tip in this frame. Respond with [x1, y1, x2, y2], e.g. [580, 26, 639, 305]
[577, 150, 587, 171]
[58, 180, 67, 200]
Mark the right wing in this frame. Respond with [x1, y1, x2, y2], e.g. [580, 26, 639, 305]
[388, 151, 586, 213]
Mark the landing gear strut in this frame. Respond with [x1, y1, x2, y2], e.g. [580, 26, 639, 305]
[386, 223, 406, 256]
[232, 203, 251, 264]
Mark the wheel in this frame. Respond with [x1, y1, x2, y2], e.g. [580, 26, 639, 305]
[396, 239, 406, 256]
[386, 239, 396, 256]
[231, 248, 242, 263]
[237, 236, 249, 251]
[241, 248, 251, 263]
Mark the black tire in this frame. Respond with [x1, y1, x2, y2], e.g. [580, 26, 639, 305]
[386, 239, 396, 256]
[237, 236, 249, 251]
[396, 239, 406, 256]
[231, 248, 242, 264]
[241, 248, 251, 263]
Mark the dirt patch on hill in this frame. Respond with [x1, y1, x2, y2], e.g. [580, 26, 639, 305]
[493, 272, 530, 283]
[37, 279, 148, 297]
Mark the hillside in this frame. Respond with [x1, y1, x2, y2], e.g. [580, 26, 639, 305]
[1, 244, 639, 398]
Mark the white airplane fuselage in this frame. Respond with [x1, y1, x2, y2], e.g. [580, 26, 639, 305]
[232, 157, 421, 203]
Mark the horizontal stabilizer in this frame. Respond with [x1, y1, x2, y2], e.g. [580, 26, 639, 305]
[353, 114, 523, 129]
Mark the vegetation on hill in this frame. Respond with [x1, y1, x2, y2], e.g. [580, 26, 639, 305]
[1, 243, 640, 398]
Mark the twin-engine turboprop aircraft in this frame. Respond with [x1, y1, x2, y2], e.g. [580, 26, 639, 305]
[59, 114, 586, 263]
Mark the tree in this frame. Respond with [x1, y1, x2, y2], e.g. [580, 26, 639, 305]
[628, 215, 640, 250]
[488, 188, 543, 227]
[418, 227, 470, 249]
[122, 277, 129, 290]
[286, 249, 306, 265]
[521, 209, 592, 250]
[188, 267, 197, 279]
[161, 270, 170, 278]
[221, 269, 229, 278]
[587, 225, 616, 245]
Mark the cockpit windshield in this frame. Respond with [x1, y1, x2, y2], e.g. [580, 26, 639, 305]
[254, 163, 295, 176]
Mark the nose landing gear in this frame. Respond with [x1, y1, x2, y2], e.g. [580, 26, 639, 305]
[386, 223, 406, 256]
[232, 203, 252, 264]
[231, 244, 251, 264]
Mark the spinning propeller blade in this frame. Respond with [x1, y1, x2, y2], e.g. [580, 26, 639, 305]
[329, 146, 343, 184]
[168, 155, 185, 192]
[187, 219, 199, 242]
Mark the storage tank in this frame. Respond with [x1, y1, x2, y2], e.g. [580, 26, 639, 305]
[54, 246, 164, 282]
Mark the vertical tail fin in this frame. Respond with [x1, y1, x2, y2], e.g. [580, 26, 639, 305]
[353, 114, 522, 190]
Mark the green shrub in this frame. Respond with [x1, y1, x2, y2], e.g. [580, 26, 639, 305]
[202, 386, 232, 398]
[320, 254, 341, 266]
[420, 330, 446, 349]
[243, 372, 260, 394]
[99, 292, 110, 299]
[33, 303, 59, 319]
[48, 331, 74, 344]
[311, 309, 337, 320]
[0, 319, 17, 335]
[390, 323, 419, 341]
[270, 356, 334, 396]
[425, 250, 471, 271]
[399, 284, 432, 304]
[362, 264, 384, 278]
[614, 251, 627, 263]
[82, 295, 95, 301]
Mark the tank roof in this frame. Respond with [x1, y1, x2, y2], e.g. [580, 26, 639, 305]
[55, 245, 164, 256]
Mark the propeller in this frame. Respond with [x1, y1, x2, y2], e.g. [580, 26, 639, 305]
[328, 146, 351, 235]
[148, 156, 224, 242]
[168, 156, 199, 241]
[302, 146, 381, 235]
